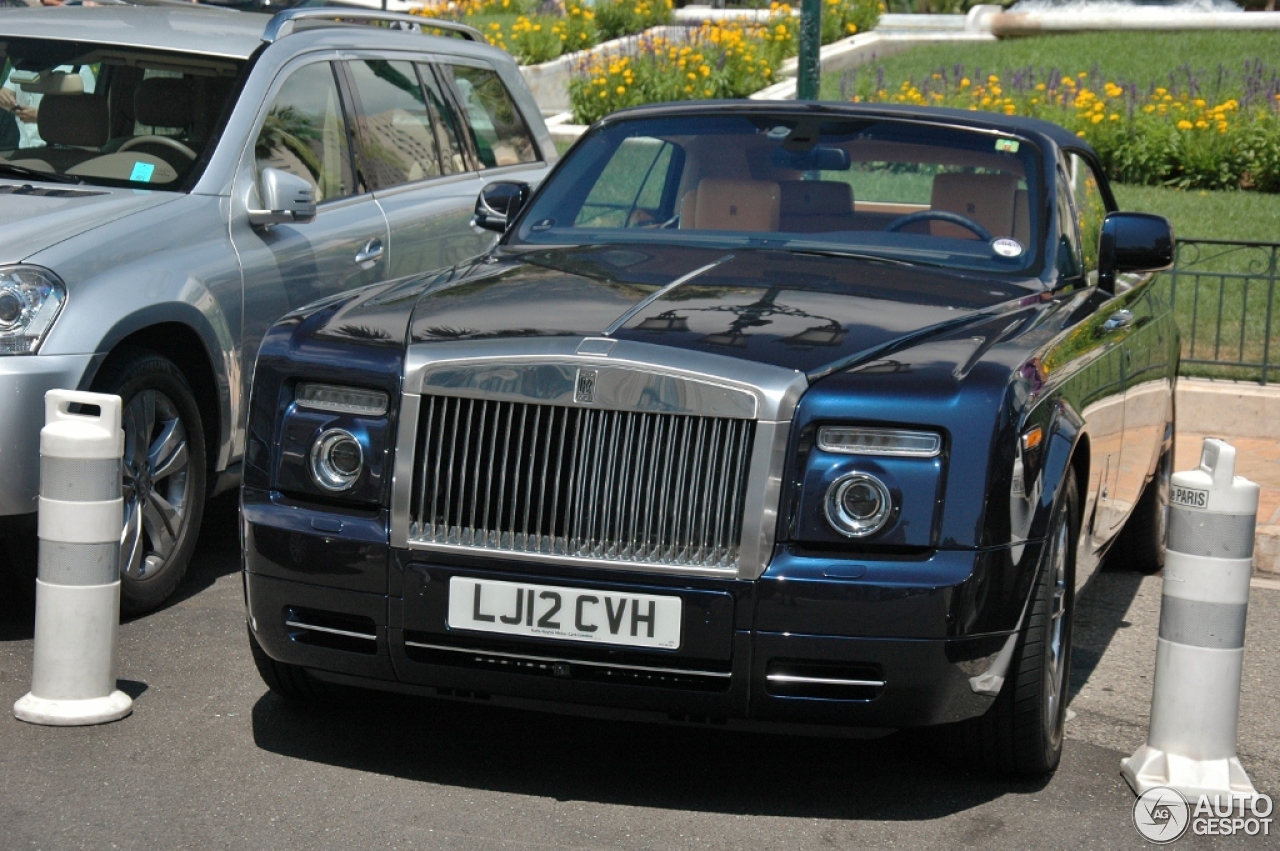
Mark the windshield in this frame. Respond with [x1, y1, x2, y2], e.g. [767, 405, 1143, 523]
[0, 39, 244, 189]
[513, 113, 1045, 275]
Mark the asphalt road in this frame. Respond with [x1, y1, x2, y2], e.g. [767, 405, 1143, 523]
[1, 494, 1276, 851]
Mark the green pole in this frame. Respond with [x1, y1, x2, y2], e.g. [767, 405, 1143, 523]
[797, 0, 822, 101]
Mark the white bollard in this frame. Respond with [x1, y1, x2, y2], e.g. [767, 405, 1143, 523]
[1122, 438, 1259, 802]
[13, 390, 132, 726]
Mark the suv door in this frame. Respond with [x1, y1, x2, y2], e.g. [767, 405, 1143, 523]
[231, 57, 389, 431]
[340, 57, 490, 279]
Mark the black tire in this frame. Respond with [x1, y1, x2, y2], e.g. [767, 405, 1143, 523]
[952, 469, 1079, 777]
[92, 347, 207, 615]
[248, 627, 335, 702]
[1109, 437, 1173, 575]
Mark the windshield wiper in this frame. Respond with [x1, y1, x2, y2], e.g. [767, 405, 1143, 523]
[0, 163, 83, 185]
[785, 246, 917, 268]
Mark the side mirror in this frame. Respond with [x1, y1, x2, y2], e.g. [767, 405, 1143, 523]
[473, 181, 530, 233]
[248, 167, 317, 227]
[1098, 212, 1174, 292]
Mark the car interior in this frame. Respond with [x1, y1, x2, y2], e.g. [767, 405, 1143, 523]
[0, 42, 242, 187]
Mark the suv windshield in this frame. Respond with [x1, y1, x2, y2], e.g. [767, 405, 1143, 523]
[514, 113, 1045, 274]
[0, 39, 244, 189]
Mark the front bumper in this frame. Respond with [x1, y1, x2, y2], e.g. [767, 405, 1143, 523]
[243, 489, 1038, 731]
[0, 354, 96, 518]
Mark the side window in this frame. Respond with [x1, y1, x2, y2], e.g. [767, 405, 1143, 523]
[254, 62, 354, 203]
[1069, 153, 1108, 273]
[440, 64, 538, 169]
[345, 59, 442, 189]
[1055, 171, 1082, 280]
[575, 137, 680, 228]
[418, 64, 468, 176]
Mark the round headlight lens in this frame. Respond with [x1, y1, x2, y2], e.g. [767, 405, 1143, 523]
[825, 472, 892, 537]
[309, 429, 364, 492]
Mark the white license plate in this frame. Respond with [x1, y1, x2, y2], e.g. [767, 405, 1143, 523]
[447, 577, 682, 650]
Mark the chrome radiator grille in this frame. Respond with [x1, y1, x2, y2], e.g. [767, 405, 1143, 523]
[407, 396, 756, 569]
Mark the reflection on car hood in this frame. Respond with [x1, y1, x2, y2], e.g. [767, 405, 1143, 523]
[0, 184, 181, 265]
[406, 245, 1041, 377]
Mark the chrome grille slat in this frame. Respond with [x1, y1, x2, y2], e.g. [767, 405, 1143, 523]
[408, 396, 755, 571]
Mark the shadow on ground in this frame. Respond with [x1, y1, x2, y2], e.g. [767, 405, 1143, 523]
[251, 689, 1049, 821]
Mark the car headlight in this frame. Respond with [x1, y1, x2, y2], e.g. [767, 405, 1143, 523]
[825, 472, 893, 537]
[309, 428, 365, 492]
[0, 266, 66, 354]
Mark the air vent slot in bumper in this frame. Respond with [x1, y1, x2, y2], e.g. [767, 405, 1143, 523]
[285, 607, 378, 654]
[765, 661, 885, 701]
[404, 632, 731, 692]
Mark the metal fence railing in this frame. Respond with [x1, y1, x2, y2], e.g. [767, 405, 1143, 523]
[1168, 238, 1280, 385]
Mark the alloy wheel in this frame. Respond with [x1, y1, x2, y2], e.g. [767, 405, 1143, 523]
[119, 389, 192, 582]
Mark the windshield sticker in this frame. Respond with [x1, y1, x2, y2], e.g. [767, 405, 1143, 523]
[129, 162, 155, 183]
[995, 138, 1020, 153]
[767, 125, 791, 140]
[992, 238, 1024, 258]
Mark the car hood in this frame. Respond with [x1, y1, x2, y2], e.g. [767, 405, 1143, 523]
[404, 244, 1042, 378]
[0, 184, 181, 264]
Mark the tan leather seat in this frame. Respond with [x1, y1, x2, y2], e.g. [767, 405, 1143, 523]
[929, 172, 1019, 239]
[779, 180, 853, 233]
[680, 178, 780, 232]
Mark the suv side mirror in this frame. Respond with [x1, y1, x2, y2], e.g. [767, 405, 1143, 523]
[473, 181, 530, 233]
[248, 167, 317, 227]
[1098, 212, 1174, 292]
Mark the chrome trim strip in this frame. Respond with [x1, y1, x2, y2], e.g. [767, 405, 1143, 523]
[602, 254, 733, 335]
[404, 640, 732, 679]
[285, 620, 377, 641]
[766, 674, 886, 688]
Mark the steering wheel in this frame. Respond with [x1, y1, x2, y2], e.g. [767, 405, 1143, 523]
[884, 209, 994, 242]
[118, 135, 198, 161]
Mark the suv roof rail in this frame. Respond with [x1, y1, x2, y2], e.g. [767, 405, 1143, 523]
[262, 8, 484, 44]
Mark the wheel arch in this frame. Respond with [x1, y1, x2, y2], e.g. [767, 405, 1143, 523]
[85, 314, 228, 486]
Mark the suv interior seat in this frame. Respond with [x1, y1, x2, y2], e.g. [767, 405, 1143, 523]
[124, 76, 199, 171]
[8, 93, 110, 173]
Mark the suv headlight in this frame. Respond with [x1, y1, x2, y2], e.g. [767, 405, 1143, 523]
[0, 266, 66, 354]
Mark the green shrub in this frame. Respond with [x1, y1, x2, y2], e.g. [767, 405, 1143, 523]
[592, 0, 674, 42]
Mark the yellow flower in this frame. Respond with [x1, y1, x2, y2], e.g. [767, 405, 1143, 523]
[1090, 113, 1104, 124]
[1176, 119, 1193, 130]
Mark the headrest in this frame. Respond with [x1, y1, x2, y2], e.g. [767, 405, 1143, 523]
[930, 171, 1019, 239]
[692, 178, 780, 232]
[134, 77, 194, 129]
[37, 95, 109, 148]
[779, 180, 853, 216]
[18, 71, 84, 95]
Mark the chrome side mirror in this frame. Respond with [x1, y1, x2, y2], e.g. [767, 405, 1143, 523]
[473, 181, 530, 233]
[248, 167, 317, 227]
[1098, 212, 1174, 293]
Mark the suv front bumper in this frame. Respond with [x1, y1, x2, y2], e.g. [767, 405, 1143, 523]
[0, 354, 96, 518]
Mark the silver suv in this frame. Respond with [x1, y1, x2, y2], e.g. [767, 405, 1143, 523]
[0, 5, 555, 612]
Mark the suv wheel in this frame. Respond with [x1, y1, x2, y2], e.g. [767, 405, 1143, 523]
[1109, 434, 1173, 574]
[93, 348, 206, 615]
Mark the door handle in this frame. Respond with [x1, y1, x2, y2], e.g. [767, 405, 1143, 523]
[355, 238, 384, 267]
[1103, 309, 1134, 332]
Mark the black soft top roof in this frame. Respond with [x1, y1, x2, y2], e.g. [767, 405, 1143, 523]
[600, 100, 1097, 159]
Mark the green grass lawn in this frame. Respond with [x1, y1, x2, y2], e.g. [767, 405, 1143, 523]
[819, 30, 1280, 100]
[1113, 184, 1280, 243]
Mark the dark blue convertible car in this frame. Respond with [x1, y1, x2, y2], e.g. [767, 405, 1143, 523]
[241, 102, 1177, 776]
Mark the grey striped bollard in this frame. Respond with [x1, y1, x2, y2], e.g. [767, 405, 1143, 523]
[13, 390, 133, 726]
[1122, 438, 1258, 801]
